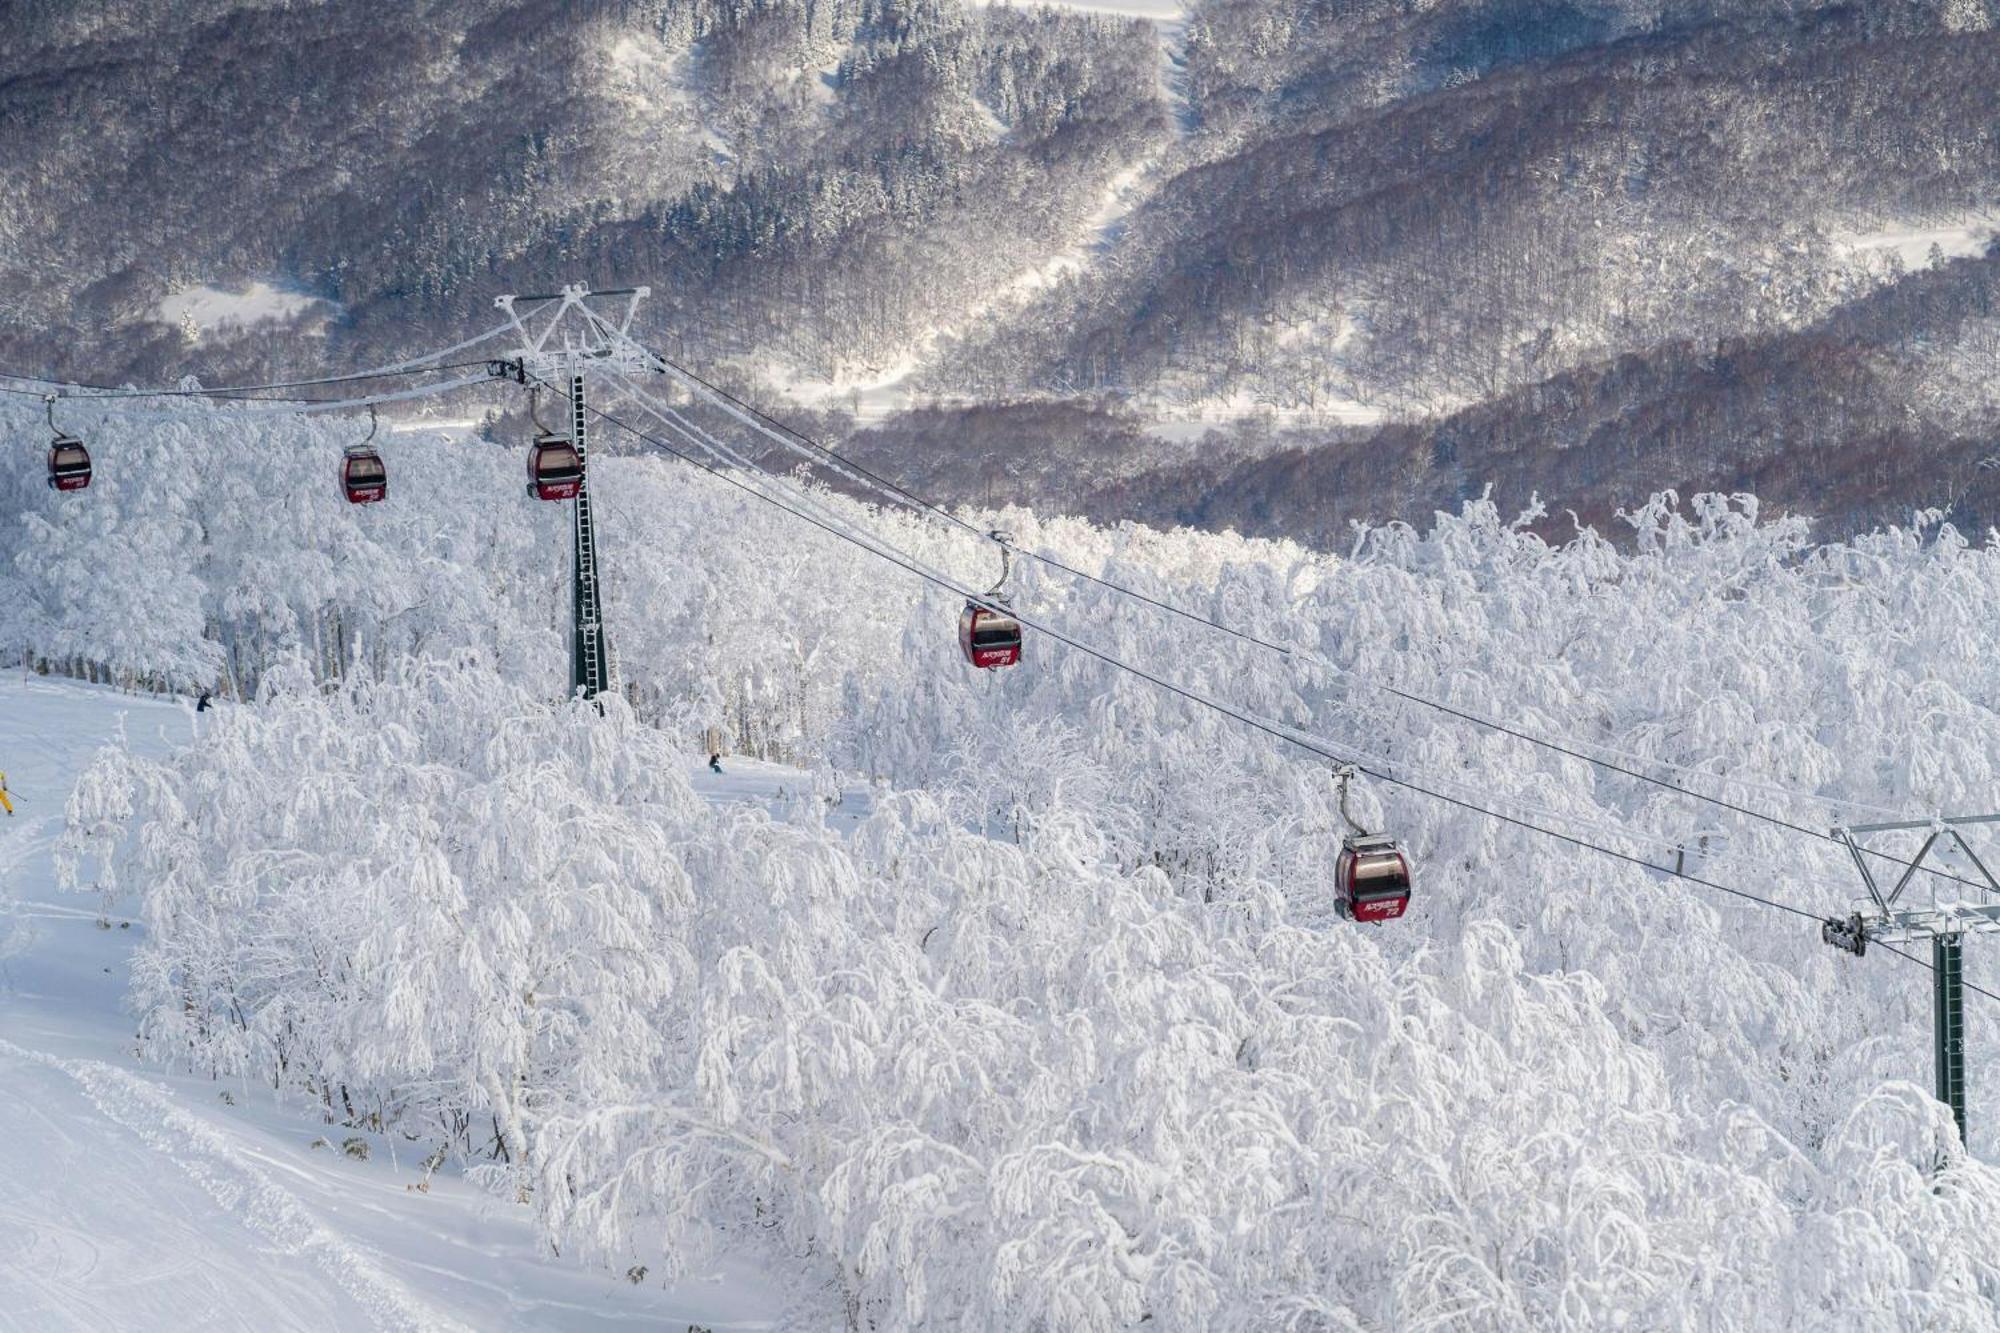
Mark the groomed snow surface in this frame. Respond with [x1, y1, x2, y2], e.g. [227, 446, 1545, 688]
[0, 678, 812, 1330]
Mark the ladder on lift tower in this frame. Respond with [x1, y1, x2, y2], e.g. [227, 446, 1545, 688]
[570, 371, 609, 700]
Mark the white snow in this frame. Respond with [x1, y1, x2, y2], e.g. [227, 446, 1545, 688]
[748, 351, 928, 422]
[156, 283, 335, 334]
[969, 0, 1185, 19]
[1137, 388, 1388, 443]
[1004, 158, 1155, 298]
[19, 398, 2000, 1327]
[600, 34, 694, 120]
[0, 677, 810, 1331]
[971, 94, 1010, 140]
[603, 35, 660, 74]
[1833, 215, 1997, 270]
[751, 19, 1196, 427]
[749, 119, 1170, 418]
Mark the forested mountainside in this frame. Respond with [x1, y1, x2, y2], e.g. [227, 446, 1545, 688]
[1146, 246, 2000, 545]
[952, 0, 2000, 412]
[0, 0, 1166, 386]
[4, 0, 1997, 540]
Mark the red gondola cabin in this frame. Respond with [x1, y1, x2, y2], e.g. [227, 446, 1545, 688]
[47, 437, 91, 492]
[529, 436, 583, 501]
[341, 445, 387, 504]
[958, 600, 1022, 669]
[1335, 834, 1412, 922]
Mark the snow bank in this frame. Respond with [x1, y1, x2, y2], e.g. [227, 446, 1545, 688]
[156, 283, 337, 333]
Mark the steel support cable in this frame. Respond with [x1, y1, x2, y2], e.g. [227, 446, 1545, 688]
[592, 396, 2000, 1017]
[9, 371, 492, 418]
[632, 343, 1905, 831]
[1872, 940, 2000, 1005]
[623, 345, 1938, 832]
[625, 352, 1976, 892]
[518, 364, 2000, 1014]
[572, 390, 1842, 932]
[0, 317, 518, 400]
[597, 375, 1710, 863]
[607, 378, 1669, 858]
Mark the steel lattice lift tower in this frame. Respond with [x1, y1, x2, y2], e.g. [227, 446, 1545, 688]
[493, 285, 652, 701]
[1823, 814, 2000, 1147]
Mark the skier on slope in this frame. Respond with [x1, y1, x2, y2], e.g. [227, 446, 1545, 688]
[0, 771, 13, 816]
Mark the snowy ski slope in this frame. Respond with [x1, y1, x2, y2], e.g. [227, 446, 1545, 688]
[0, 677, 824, 1331]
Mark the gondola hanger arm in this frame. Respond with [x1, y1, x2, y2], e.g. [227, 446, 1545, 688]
[986, 529, 1014, 601]
[1335, 764, 1369, 837]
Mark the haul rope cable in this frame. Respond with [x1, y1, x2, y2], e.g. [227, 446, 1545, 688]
[1, 371, 494, 417]
[599, 365, 1994, 901]
[582, 394, 2000, 1010]
[619, 341, 1981, 888]
[603, 384, 2000, 985]
[602, 375, 1733, 862]
[0, 317, 520, 400]
[598, 374, 1707, 861]
[565, 375, 1859, 935]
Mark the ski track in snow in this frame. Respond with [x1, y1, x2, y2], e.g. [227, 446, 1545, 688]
[0, 1037, 458, 1333]
[0, 677, 816, 1331]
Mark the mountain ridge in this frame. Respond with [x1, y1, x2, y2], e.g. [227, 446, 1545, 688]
[4, 0, 1996, 542]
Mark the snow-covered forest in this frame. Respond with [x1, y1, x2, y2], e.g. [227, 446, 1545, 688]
[12, 392, 2000, 1327]
[7, 1, 2000, 545]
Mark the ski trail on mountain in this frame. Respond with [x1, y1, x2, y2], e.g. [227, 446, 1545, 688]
[0, 1038, 458, 1332]
[0, 680, 809, 1331]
